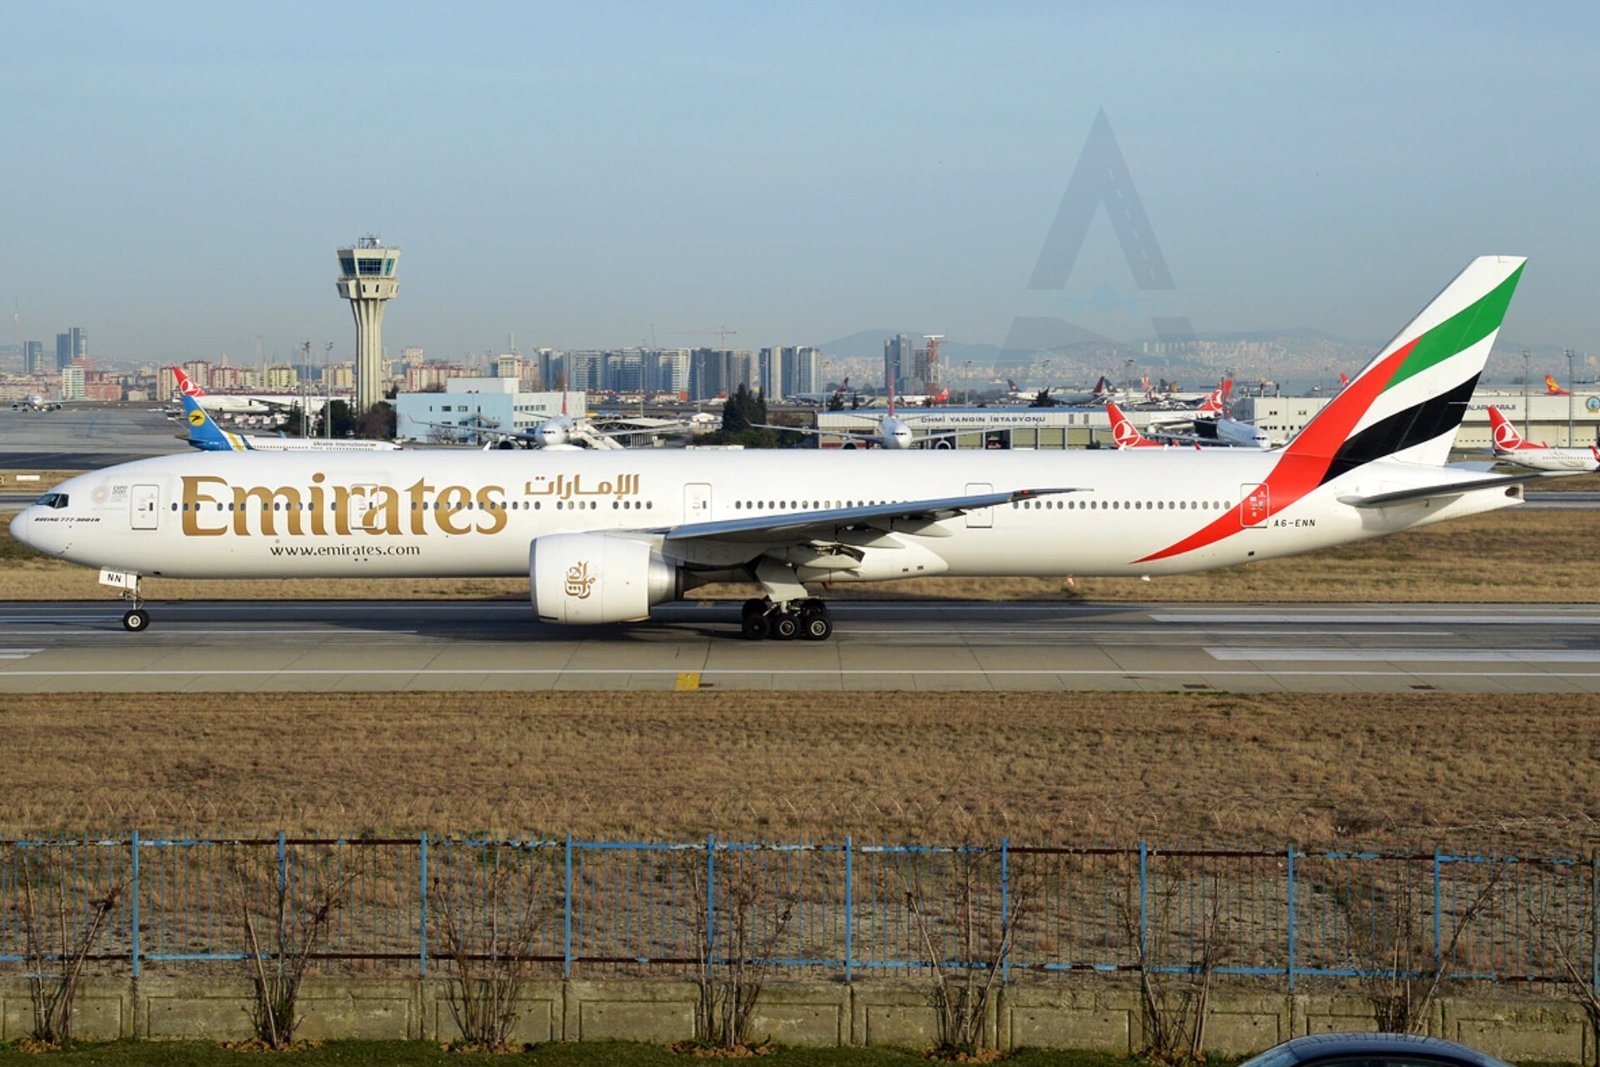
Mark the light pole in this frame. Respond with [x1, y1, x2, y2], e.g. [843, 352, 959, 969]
[1522, 350, 1530, 439]
[1567, 348, 1575, 446]
[324, 342, 334, 439]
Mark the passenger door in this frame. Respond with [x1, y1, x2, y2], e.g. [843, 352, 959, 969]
[131, 484, 160, 531]
[965, 482, 993, 528]
[684, 483, 712, 524]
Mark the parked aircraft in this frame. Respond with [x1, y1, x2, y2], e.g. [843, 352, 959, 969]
[11, 256, 1554, 641]
[172, 367, 328, 416]
[177, 382, 400, 453]
[1544, 374, 1571, 396]
[427, 393, 692, 451]
[10, 394, 61, 411]
[1486, 405, 1599, 471]
[1104, 402, 1167, 449]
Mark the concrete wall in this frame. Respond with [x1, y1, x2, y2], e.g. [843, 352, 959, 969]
[0, 978, 1591, 1060]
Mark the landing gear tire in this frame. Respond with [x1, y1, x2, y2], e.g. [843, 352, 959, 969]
[770, 612, 800, 641]
[122, 608, 150, 633]
[741, 613, 771, 641]
[799, 604, 833, 641]
[741, 598, 768, 623]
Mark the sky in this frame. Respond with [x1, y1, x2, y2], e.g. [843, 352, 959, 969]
[3, 1, 1597, 365]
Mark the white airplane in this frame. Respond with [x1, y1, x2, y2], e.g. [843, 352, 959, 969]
[12, 256, 1553, 641]
[1105, 401, 1190, 449]
[1486, 405, 1600, 471]
[757, 389, 1031, 450]
[176, 373, 400, 453]
[172, 368, 328, 417]
[10, 394, 61, 412]
[1143, 380, 1272, 448]
[425, 393, 690, 451]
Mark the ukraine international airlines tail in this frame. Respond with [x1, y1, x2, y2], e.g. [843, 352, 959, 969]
[11, 257, 1549, 639]
[174, 368, 400, 452]
[1486, 405, 1600, 471]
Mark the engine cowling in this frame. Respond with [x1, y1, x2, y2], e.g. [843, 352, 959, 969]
[529, 533, 679, 625]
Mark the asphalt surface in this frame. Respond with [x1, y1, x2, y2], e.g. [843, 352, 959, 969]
[0, 599, 1595, 694]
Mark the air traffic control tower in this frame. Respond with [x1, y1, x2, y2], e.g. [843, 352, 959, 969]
[336, 236, 400, 412]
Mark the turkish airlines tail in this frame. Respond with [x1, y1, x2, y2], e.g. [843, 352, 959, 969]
[1487, 405, 1540, 452]
[1105, 401, 1159, 449]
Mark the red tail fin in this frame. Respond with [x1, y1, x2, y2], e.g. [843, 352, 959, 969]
[1106, 401, 1156, 449]
[1546, 374, 1570, 396]
[1488, 405, 1538, 450]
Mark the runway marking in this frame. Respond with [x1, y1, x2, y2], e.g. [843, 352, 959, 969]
[1159, 613, 1600, 625]
[837, 628, 1441, 637]
[1207, 647, 1600, 663]
[1, 667, 1597, 680]
[0, 649, 41, 660]
[674, 672, 702, 691]
[0, 628, 417, 636]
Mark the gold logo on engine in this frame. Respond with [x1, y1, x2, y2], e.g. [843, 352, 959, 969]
[565, 561, 597, 599]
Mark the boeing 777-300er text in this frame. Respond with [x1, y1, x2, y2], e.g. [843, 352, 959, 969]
[11, 256, 1555, 639]
[1486, 405, 1600, 471]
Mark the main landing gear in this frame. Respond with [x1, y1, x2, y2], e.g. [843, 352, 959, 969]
[740, 598, 833, 641]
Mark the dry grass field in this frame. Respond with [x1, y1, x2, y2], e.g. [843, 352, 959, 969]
[2, 692, 1593, 854]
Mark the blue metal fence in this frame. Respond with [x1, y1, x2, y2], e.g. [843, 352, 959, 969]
[0, 836, 1591, 991]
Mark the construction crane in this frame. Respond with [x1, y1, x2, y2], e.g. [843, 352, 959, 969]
[674, 327, 739, 350]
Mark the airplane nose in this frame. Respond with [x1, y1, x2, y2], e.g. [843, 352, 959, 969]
[9, 507, 35, 548]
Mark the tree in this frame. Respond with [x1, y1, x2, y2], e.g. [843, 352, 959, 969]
[825, 391, 846, 412]
[325, 400, 354, 438]
[720, 384, 766, 436]
[355, 401, 396, 440]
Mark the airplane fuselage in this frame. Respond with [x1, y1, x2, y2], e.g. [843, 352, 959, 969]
[12, 448, 1520, 586]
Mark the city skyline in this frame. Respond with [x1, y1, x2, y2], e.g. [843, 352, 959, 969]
[3, 4, 1598, 365]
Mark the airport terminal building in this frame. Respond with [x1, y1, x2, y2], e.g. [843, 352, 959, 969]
[394, 378, 585, 443]
[811, 386, 1600, 450]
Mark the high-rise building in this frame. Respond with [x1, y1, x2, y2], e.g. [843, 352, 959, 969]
[884, 333, 913, 393]
[792, 346, 822, 396]
[60, 365, 86, 400]
[335, 236, 401, 412]
[24, 341, 44, 375]
[759, 347, 786, 400]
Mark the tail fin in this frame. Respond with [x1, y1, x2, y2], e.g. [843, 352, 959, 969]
[1282, 255, 1524, 476]
[172, 366, 205, 398]
[1092, 375, 1111, 396]
[1338, 371, 1351, 388]
[1545, 374, 1570, 396]
[1105, 401, 1155, 448]
[179, 391, 249, 452]
[1196, 383, 1225, 415]
[1487, 405, 1539, 451]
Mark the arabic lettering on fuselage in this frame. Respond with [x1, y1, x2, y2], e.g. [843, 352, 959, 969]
[176, 471, 644, 539]
[525, 473, 641, 500]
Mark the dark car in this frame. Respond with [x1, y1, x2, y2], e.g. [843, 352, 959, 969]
[1239, 1033, 1516, 1067]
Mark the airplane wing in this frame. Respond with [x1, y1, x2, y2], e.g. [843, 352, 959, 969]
[1336, 471, 1556, 508]
[662, 487, 1081, 544]
[750, 423, 883, 443]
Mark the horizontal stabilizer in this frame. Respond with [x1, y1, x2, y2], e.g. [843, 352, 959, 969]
[1337, 472, 1549, 508]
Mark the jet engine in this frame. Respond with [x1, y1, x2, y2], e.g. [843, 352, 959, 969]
[529, 533, 681, 624]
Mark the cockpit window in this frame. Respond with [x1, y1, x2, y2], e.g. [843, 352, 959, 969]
[33, 492, 69, 510]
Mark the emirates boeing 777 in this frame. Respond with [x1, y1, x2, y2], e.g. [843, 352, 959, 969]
[11, 256, 1550, 640]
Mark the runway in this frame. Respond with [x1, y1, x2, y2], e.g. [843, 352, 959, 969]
[0, 599, 1595, 694]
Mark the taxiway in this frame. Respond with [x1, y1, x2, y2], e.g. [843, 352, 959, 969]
[0, 599, 1594, 694]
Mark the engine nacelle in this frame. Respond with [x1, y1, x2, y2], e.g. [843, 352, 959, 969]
[529, 533, 679, 625]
